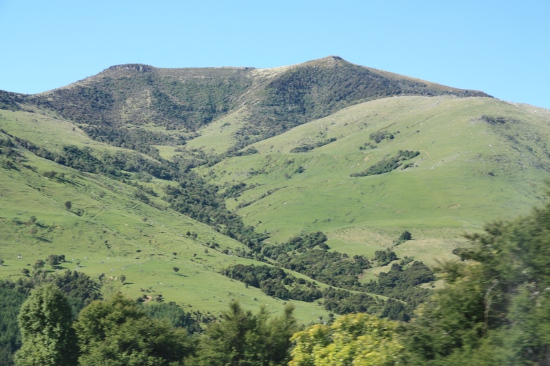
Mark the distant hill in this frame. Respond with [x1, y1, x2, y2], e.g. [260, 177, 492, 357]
[2, 56, 489, 153]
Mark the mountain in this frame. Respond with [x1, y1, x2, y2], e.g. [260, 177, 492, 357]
[0, 56, 548, 324]
[9, 56, 489, 152]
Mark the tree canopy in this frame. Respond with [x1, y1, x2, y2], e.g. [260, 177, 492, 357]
[289, 312, 403, 366]
[14, 284, 77, 366]
[403, 191, 550, 365]
[75, 293, 194, 366]
[192, 301, 298, 366]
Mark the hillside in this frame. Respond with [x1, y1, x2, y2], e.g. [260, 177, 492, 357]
[200, 95, 550, 266]
[0, 108, 329, 323]
[1, 57, 548, 329]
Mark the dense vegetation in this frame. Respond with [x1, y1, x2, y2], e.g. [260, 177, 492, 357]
[350, 150, 420, 177]
[0, 267, 102, 365]
[400, 193, 550, 365]
[9, 282, 298, 365]
[221, 232, 435, 321]
[289, 137, 337, 153]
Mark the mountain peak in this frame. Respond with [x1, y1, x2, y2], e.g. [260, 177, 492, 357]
[304, 55, 348, 67]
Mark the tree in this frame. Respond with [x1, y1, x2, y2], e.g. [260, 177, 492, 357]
[193, 301, 298, 365]
[32, 260, 45, 272]
[75, 293, 194, 366]
[399, 230, 412, 241]
[289, 313, 404, 366]
[43, 171, 57, 179]
[45, 254, 61, 268]
[119, 274, 126, 285]
[64, 201, 72, 210]
[173, 267, 180, 273]
[14, 284, 77, 366]
[403, 190, 550, 365]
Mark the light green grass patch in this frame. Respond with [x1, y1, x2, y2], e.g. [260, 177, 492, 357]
[185, 109, 248, 153]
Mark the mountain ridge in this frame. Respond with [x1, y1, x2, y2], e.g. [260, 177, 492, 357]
[0, 57, 492, 153]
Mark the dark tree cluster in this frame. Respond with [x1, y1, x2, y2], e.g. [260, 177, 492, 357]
[165, 182, 268, 251]
[351, 150, 420, 177]
[374, 249, 398, 266]
[289, 137, 337, 153]
[369, 130, 395, 143]
[222, 264, 322, 302]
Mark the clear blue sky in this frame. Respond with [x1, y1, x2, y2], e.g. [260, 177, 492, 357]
[1, 0, 548, 109]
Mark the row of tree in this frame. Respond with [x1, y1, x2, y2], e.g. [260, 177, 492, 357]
[14, 287, 298, 366]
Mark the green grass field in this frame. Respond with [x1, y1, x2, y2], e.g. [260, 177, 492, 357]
[198, 96, 550, 259]
[0, 112, 328, 323]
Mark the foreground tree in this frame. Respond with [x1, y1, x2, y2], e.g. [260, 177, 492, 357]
[14, 284, 77, 366]
[403, 191, 550, 365]
[75, 292, 194, 366]
[192, 301, 298, 365]
[289, 312, 403, 366]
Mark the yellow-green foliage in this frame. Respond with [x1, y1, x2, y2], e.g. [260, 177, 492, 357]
[289, 313, 403, 365]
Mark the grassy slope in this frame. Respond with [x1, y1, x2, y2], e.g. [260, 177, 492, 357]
[185, 109, 249, 153]
[0, 110, 328, 323]
[199, 96, 550, 266]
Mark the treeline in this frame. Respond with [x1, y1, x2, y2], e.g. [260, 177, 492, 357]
[222, 232, 434, 320]
[10, 286, 298, 366]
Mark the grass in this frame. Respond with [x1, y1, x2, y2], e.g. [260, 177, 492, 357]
[185, 109, 248, 153]
[199, 95, 550, 260]
[0, 114, 328, 324]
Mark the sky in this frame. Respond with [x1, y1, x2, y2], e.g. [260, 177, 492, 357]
[0, 0, 548, 109]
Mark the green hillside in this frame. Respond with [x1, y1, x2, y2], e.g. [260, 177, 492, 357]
[0, 108, 328, 323]
[1, 57, 548, 329]
[200, 95, 550, 264]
